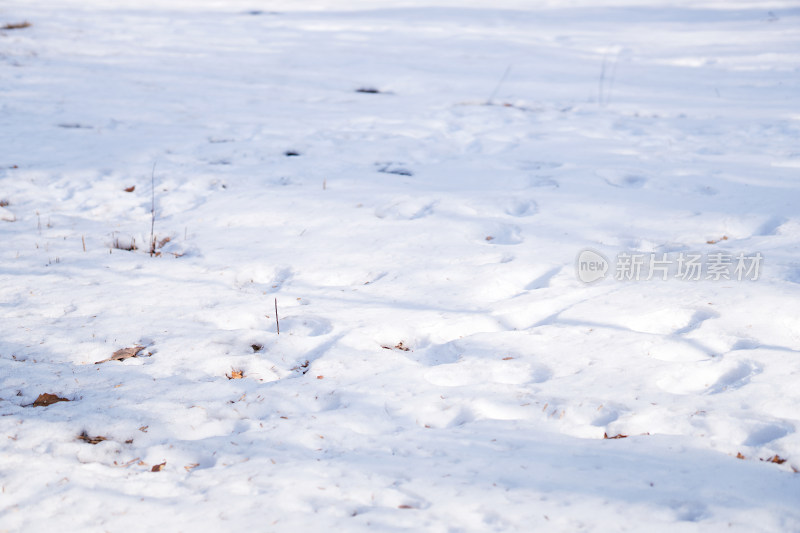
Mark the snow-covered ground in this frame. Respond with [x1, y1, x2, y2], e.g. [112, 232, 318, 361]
[2, 0, 799, 531]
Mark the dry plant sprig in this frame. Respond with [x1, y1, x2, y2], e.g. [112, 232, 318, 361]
[149, 162, 157, 256]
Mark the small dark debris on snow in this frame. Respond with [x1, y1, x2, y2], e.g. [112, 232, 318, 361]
[57, 123, 93, 129]
[0, 199, 9, 207]
[251, 343, 263, 352]
[78, 431, 107, 445]
[603, 432, 628, 439]
[32, 393, 70, 407]
[124, 186, 135, 192]
[291, 360, 310, 374]
[284, 150, 300, 157]
[376, 162, 413, 177]
[356, 87, 381, 94]
[2, 21, 31, 30]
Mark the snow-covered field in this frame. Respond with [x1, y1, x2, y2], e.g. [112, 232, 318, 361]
[2, 0, 799, 531]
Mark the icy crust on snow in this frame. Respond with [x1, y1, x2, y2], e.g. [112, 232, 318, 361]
[1, 0, 800, 531]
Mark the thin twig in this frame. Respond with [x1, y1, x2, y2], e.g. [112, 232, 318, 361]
[487, 65, 512, 105]
[274, 298, 280, 335]
[82, 235, 86, 252]
[149, 162, 156, 256]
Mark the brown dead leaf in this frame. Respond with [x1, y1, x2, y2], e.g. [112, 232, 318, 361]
[502, 356, 514, 360]
[151, 462, 166, 472]
[227, 369, 244, 380]
[381, 342, 410, 351]
[316, 375, 324, 379]
[251, 343, 263, 352]
[398, 504, 415, 509]
[485, 236, 494, 241]
[124, 186, 135, 192]
[77, 431, 107, 445]
[95, 345, 145, 364]
[706, 236, 728, 245]
[603, 432, 628, 440]
[736, 452, 746, 460]
[2, 22, 31, 30]
[768, 454, 787, 464]
[32, 393, 70, 407]
[184, 463, 200, 472]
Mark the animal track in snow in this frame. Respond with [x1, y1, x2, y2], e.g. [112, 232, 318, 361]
[524, 266, 561, 290]
[673, 309, 719, 335]
[742, 422, 793, 447]
[374, 198, 437, 220]
[656, 359, 761, 395]
[423, 357, 551, 387]
[596, 169, 648, 189]
[483, 223, 522, 245]
[503, 199, 538, 217]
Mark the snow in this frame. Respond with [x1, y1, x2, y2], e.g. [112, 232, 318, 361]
[1, 0, 799, 531]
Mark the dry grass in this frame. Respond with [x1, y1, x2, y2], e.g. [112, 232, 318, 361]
[111, 236, 137, 251]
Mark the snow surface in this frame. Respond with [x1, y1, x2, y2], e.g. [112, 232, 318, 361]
[2, 0, 800, 531]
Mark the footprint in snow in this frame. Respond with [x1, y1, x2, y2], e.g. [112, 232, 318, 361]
[504, 198, 538, 217]
[656, 359, 760, 395]
[596, 169, 647, 189]
[483, 223, 523, 245]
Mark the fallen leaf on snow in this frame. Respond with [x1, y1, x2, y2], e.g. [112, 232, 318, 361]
[603, 432, 628, 439]
[32, 393, 70, 407]
[151, 462, 166, 472]
[706, 235, 728, 244]
[381, 341, 411, 351]
[124, 186, 135, 192]
[184, 463, 200, 472]
[77, 431, 107, 445]
[227, 369, 244, 379]
[95, 345, 145, 364]
[2, 21, 31, 30]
